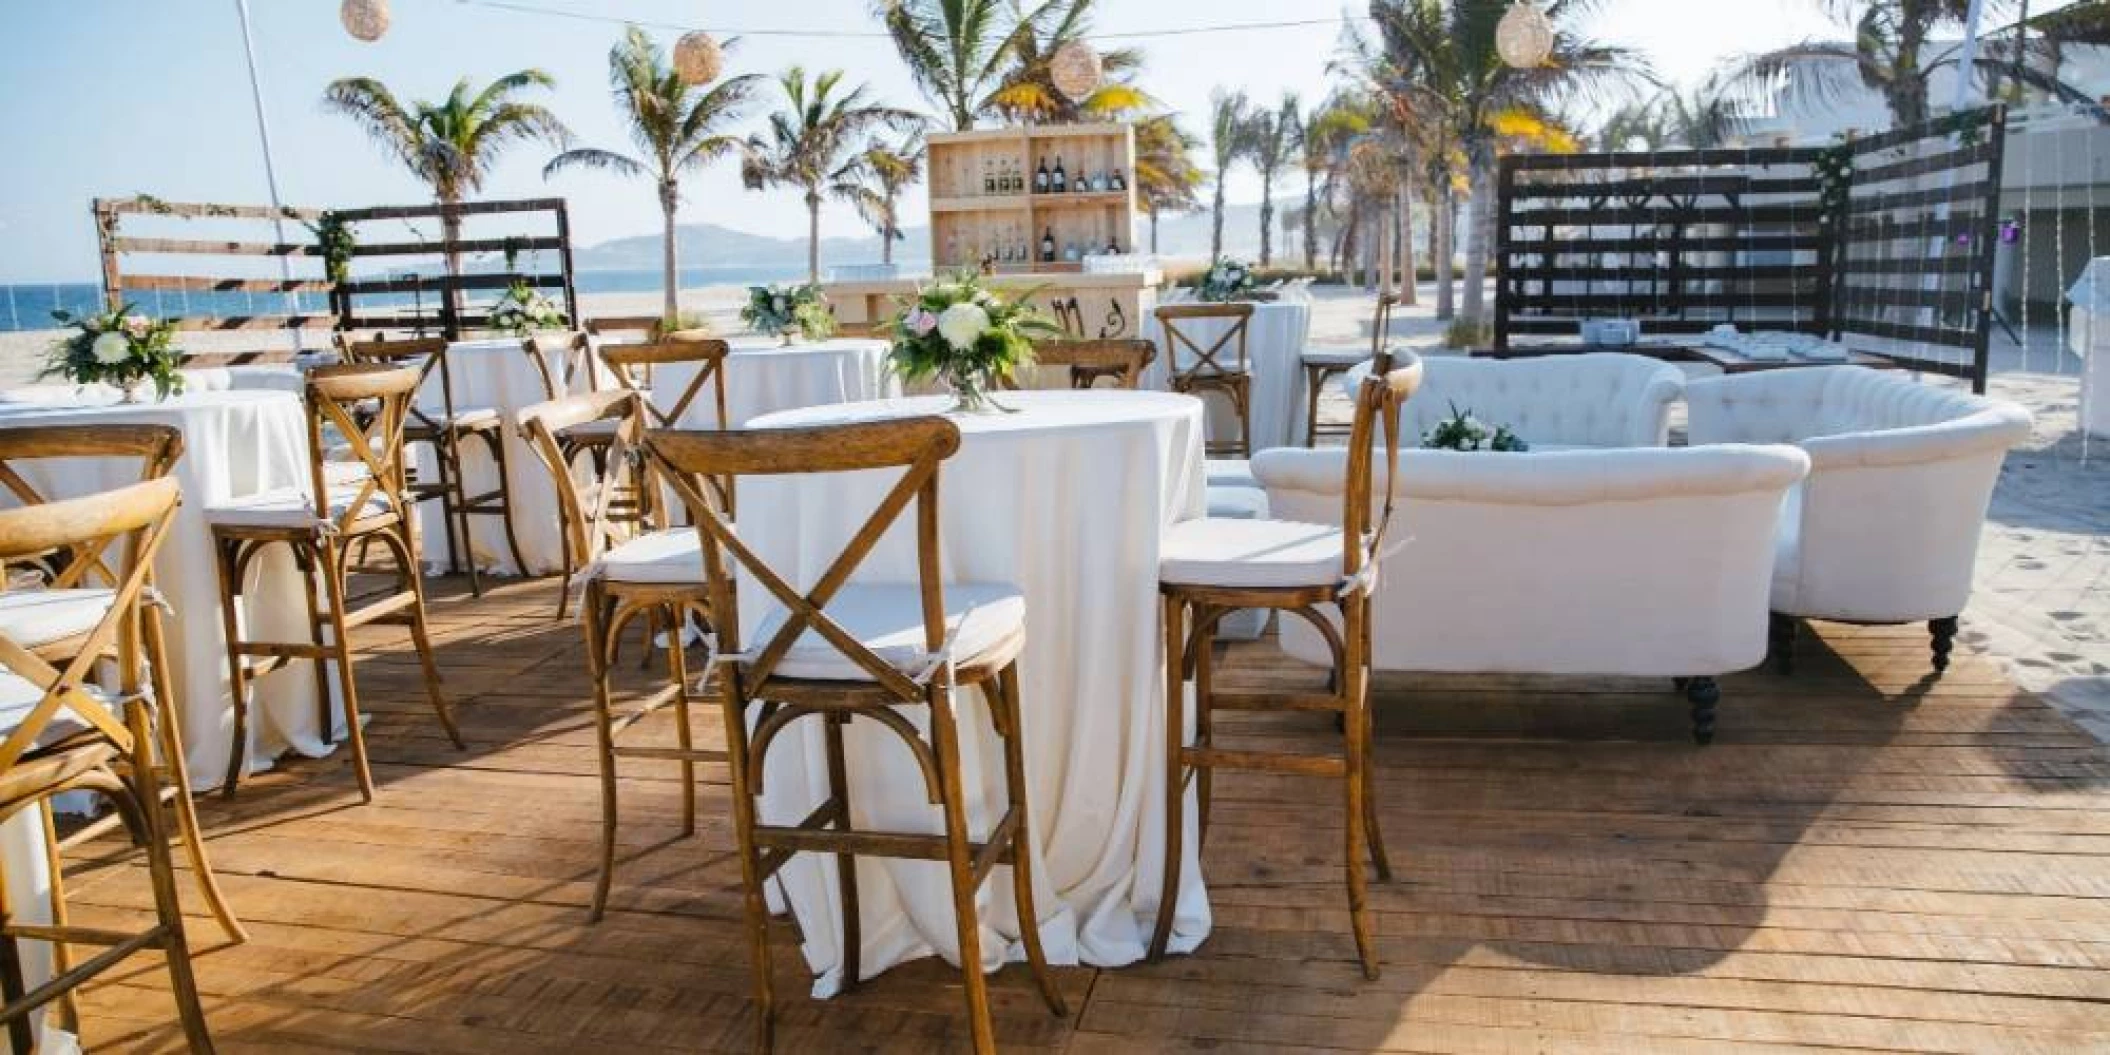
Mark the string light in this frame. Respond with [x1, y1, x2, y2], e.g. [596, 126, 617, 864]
[674, 31, 722, 85]
[1495, 1, 1555, 69]
[342, 0, 390, 42]
[1050, 41, 1104, 101]
[448, 0, 1363, 41]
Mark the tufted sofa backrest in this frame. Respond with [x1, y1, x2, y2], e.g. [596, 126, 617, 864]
[1685, 366, 2020, 449]
[1401, 353, 1684, 449]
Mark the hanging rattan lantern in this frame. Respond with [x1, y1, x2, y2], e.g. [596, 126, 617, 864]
[674, 31, 723, 85]
[1050, 41, 1104, 101]
[1495, 1, 1555, 69]
[340, 0, 390, 42]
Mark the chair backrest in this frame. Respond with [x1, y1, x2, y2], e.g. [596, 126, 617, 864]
[1341, 350, 1425, 581]
[601, 337, 732, 429]
[1003, 339, 1156, 390]
[303, 364, 421, 534]
[1156, 303, 1253, 379]
[584, 315, 665, 341]
[518, 390, 652, 562]
[1367, 293, 1397, 360]
[341, 335, 458, 428]
[648, 417, 961, 702]
[0, 424, 184, 590]
[0, 476, 181, 770]
[524, 330, 598, 402]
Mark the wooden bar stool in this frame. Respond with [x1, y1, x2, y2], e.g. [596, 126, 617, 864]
[1157, 303, 1255, 458]
[649, 418, 1066, 1054]
[1002, 338, 1156, 391]
[340, 336, 529, 596]
[519, 391, 715, 921]
[0, 425, 245, 949]
[206, 364, 462, 801]
[559, 337, 730, 488]
[0, 477, 214, 1053]
[1149, 350, 1424, 979]
[1302, 293, 1395, 446]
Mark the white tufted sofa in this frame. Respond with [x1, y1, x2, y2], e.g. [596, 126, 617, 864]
[1398, 353, 1686, 449]
[1684, 367, 2034, 673]
[1253, 443, 1811, 742]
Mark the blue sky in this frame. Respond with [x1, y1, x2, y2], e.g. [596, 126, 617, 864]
[0, 0, 1939, 282]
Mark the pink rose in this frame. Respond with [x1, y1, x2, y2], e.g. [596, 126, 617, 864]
[123, 315, 150, 338]
[907, 308, 937, 337]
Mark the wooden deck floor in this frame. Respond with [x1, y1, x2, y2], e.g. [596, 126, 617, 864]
[59, 575, 2110, 1053]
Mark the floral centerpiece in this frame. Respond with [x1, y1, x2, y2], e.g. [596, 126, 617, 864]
[41, 304, 185, 403]
[1197, 257, 1256, 302]
[489, 279, 568, 336]
[741, 282, 834, 344]
[887, 272, 1058, 413]
[1423, 401, 1529, 452]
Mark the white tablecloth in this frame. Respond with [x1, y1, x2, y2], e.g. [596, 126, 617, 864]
[0, 390, 334, 788]
[648, 335, 900, 428]
[419, 338, 587, 576]
[2067, 258, 2110, 438]
[1144, 300, 1312, 452]
[740, 390, 1210, 995]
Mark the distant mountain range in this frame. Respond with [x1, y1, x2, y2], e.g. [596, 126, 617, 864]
[571, 198, 1339, 271]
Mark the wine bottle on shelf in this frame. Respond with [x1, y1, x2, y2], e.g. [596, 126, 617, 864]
[1105, 235, 1120, 255]
[1040, 227, 1056, 263]
[1111, 168, 1126, 192]
[1052, 156, 1067, 193]
[982, 159, 996, 195]
[1035, 157, 1050, 193]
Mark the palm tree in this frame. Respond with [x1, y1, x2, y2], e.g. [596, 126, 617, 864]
[324, 70, 571, 319]
[843, 134, 927, 266]
[1207, 89, 1251, 261]
[741, 67, 921, 283]
[1297, 97, 1371, 272]
[1245, 94, 1300, 268]
[1729, 0, 2107, 129]
[542, 28, 760, 324]
[1133, 114, 1205, 254]
[1596, 78, 1740, 150]
[984, 1, 1154, 123]
[1363, 0, 1648, 325]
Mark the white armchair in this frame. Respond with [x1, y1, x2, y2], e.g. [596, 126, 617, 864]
[1398, 353, 1685, 449]
[1254, 443, 1810, 742]
[1685, 367, 2034, 674]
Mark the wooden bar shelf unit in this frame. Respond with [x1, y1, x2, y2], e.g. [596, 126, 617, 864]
[924, 123, 1138, 272]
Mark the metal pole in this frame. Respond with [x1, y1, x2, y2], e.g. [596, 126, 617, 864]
[233, 0, 304, 351]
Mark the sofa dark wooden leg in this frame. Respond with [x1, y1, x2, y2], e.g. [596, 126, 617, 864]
[1685, 677, 1719, 745]
[1769, 613, 1796, 675]
[1929, 616, 1958, 674]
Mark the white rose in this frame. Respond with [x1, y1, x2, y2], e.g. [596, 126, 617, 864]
[91, 331, 130, 365]
[936, 302, 991, 352]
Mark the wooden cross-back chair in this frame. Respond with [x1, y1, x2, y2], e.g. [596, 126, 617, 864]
[565, 338, 734, 517]
[0, 425, 182, 592]
[524, 331, 601, 403]
[339, 335, 528, 596]
[1001, 338, 1156, 391]
[1150, 349, 1424, 980]
[583, 316, 665, 341]
[1302, 293, 1396, 447]
[520, 391, 717, 919]
[206, 364, 461, 802]
[1157, 303, 1256, 458]
[0, 477, 215, 1053]
[648, 418, 1066, 1054]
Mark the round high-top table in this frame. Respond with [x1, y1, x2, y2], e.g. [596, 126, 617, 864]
[0, 389, 331, 786]
[1144, 299, 1313, 452]
[636, 334, 900, 428]
[738, 389, 1211, 996]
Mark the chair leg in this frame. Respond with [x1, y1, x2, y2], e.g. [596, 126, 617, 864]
[1341, 607, 1379, 981]
[1686, 676, 1720, 745]
[318, 540, 376, 803]
[554, 508, 575, 622]
[397, 529, 463, 751]
[35, 804, 78, 1034]
[483, 430, 534, 579]
[296, 546, 334, 748]
[441, 433, 483, 598]
[1191, 606, 1216, 850]
[1148, 593, 1186, 963]
[670, 604, 698, 839]
[585, 587, 620, 923]
[1304, 365, 1324, 447]
[143, 609, 248, 944]
[720, 695, 776, 1054]
[1769, 613, 1796, 675]
[928, 686, 997, 1055]
[1359, 687, 1393, 884]
[822, 711, 860, 991]
[1929, 616, 1958, 674]
[996, 662, 1067, 1018]
[127, 723, 217, 1053]
[211, 536, 254, 798]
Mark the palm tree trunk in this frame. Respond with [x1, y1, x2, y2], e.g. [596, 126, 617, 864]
[1377, 194, 1395, 298]
[805, 190, 821, 285]
[1434, 182, 1455, 321]
[881, 197, 896, 266]
[659, 180, 680, 325]
[439, 192, 465, 338]
[1149, 208, 1160, 255]
[1396, 176, 1417, 307]
[1303, 171, 1319, 271]
[1461, 144, 1495, 324]
[1210, 179, 1228, 260]
[1259, 170, 1275, 267]
[1341, 198, 1360, 286]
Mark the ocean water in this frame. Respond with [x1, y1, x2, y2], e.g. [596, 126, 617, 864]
[0, 267, 818, 332]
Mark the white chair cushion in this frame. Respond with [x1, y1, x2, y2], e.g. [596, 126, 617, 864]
[0, 671, 96, 748]
[321, 460, 373, 486]
[0, 589, 114, 648]
[749, 582, 1025, 682]
[1206, 485, 1269, 520]
[1301, 346, 1369, 368]
[1160, 518, 1341, 589]
[417, 406, 502, 431]
[560, 419, 622, 443]
[1205, 458, 1258, 489]
[598, 529, 703, 585]
[207, 485, 393, 529]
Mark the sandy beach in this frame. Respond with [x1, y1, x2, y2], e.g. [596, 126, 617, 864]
[5, 280, 2105, 741]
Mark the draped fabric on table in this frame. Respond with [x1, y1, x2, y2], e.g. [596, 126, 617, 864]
[663, 336, 899, 429]
[734, 390, 1211, 996]
[1144, 300, 1313, 451]
[0, 390, 329, 787]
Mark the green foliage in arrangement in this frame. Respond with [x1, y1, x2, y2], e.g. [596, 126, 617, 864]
[42, 304, 186, 399]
